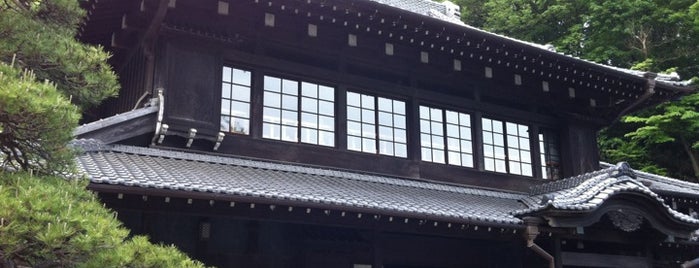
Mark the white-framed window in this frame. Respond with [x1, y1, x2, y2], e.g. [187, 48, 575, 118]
[539, 129, 561, 179]
[482, 118, 532, 176]
[221, 66, 252, 134]
[347, 91, 407, 157]
[262, 75, 335, 146]
[419, 106, 473, 167]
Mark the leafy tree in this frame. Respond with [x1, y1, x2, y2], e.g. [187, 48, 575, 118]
[623, 93, 699, 180]
[455, 0, 699, 180]
[0, 171, 206, 267]
[0, 0, 118, 174]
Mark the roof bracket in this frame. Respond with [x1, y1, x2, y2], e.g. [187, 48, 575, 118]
[213, 132, 225, 151]
[186, 128, 197, 147]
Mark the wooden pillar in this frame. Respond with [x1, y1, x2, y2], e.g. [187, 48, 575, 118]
[553, 236, 563, 268]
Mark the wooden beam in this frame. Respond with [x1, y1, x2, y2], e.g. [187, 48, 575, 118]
[561, 252, 649, 268]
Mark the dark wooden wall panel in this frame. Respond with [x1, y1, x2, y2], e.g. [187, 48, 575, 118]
[164, 41, 219, 129]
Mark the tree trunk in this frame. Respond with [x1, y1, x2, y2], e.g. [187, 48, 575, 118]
[680, 136, 699, 181]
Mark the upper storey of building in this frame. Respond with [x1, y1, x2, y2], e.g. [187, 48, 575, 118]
[77, 0, 694, 191]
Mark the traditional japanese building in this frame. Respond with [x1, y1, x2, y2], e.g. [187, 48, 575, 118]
[75, 0, 699, 267]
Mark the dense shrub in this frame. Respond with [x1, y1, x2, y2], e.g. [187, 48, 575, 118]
[0, 172, 206, 268]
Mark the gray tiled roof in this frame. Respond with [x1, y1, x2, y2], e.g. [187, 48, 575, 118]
[600, 162, 699, 197]
[517, 163, 699, 225]
[74, 140, 526, 226]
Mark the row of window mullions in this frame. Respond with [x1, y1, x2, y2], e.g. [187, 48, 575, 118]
[224, 66, 554, 179]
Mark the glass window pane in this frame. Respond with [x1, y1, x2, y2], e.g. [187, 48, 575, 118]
[282, 79, 298, 95]
[495, 160, 507, 173]
[319, 100, 334, 116]
[484, 158, 495, 171]
[460, 114, 470, 126]
[222, 67, 232, 82]
[482, 118, 492, 131]
[431, 122, 443, 136]
[362, 109, 375, 124]
[232, 68, 251, 86]
[394, 129, 406, 143]
[282, 94, 297, 110]
[264, 76, 281, 92]
[379, 141, 394, 155]
[492, 120, 503, 132]
[508, 148, 520, 161]
[394, 115, 406, 129]
[263, 107, 280, 123]
[510, 162, 521, 175]
[462, 154, 473, 168]
[446, 124, 459, 137]
[446, 111, 458, 124]
[281, 110, 297, 126]
[506, 122, 518, 135]
[222, 83, 231, 99]
[495, 146, 506, 159]
[230, 101, 249, 118]
[433, 150, 445, 164]
[347, 92, 361, 106]
[448, 151, 461, 166]
[263, 123, 280, 140]
[281, 126, 298, 142]
[301, 97, 317, 112]
[447, 137, 459, 150]
[520, 137, 530, 150]
[319, 86, 334, 101]
[348, 136, 362, 151]
[421, 133, 432, 147]
[362, 123, 375, 138]
[361, 95, 375, 109]
[348, 121, 361, 136]
[378, 97, 392, 112]
[493, 133, 504, 146]
[301, 113, 317, 128]
[521, 151, 532, 163]
[521, 164, 533, 177]
[422, 148, 433, 161]
[430, 108, 442, 121]
[221, 99, 231, 115]
[420, 120, 430, 133]
[395, 143, 407, 158]
[231, 118, 249, 134]
[363, 138, 376, 153]
[379, 126, 393, 140]
[264, 91, 281, 107]
[301, 127, 318, 144]
[461, 127, 471, 140]
[432, 135, 444, 149]
[301, 82, 317, 97]
[483, 145, 494, 157]
[483, 132, 493, 144]
[420, 106, 430, 119]
[319, 116, 334, 131]
[348, 107, 361, 121]
[393, 101, 405, 115]
[508, 135, 519, 148]
[319, 130, 334, 147]
[519, 125, 529, 135]
[379, 112, 392, 126]
[220, 116, 230, 132]
[231, 84, 250, 102]
[461, 141, 472, 153]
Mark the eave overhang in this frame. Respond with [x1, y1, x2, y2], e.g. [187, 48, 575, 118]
[517, 163, 699, 239]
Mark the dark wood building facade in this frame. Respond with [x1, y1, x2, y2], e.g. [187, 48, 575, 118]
[75, 0, 699, 267]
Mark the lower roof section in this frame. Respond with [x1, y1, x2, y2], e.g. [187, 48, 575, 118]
[73, 139, 526, 227]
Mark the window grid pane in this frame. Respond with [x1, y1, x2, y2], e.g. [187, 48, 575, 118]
[446, 111, 473, 167]
[482, 117, 533, 176]
[347, 92, 406, 158]
[221, 66, 252, 134]
[263, 75, 335, 146]
[482, 118, 507, 173]
[539, 129, 561, 179]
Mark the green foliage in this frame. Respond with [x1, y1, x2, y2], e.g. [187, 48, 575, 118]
[0, 171, 206, 268]
[0, 0, 119, 109]
[0, 62, 79, 174]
